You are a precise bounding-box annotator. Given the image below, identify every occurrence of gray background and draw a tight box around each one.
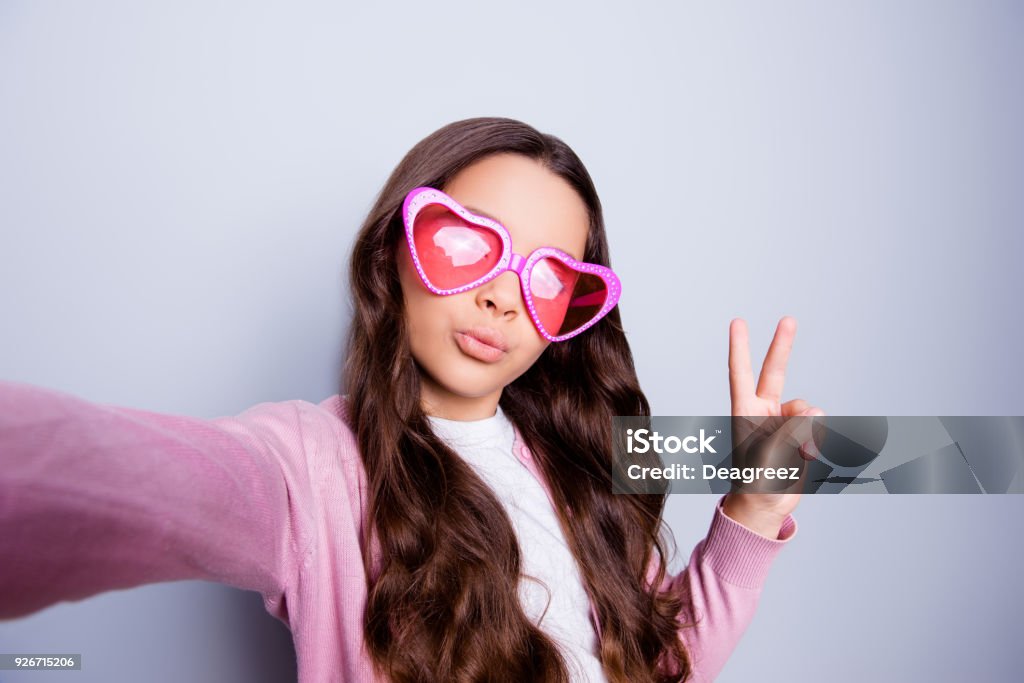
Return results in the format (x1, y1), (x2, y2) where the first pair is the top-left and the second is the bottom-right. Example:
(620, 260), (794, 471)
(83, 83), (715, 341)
(1, 1), (1022, 681)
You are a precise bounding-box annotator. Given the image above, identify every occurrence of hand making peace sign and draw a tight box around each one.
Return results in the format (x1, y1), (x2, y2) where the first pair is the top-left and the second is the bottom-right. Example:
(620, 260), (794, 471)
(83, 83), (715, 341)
(721, 316), (827, 538)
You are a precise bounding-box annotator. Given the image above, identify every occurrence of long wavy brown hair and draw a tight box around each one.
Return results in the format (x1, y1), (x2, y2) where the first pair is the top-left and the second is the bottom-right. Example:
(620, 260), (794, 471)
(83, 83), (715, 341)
(340, 116), (696, 682)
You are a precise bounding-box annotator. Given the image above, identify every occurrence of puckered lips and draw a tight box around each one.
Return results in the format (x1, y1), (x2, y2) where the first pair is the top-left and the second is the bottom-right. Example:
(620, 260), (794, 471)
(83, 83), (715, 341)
(455, 326), (508, 363)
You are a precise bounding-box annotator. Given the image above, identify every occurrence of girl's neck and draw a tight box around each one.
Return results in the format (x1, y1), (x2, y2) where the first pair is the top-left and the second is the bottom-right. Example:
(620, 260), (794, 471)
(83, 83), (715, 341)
(420, 379), (503, 421)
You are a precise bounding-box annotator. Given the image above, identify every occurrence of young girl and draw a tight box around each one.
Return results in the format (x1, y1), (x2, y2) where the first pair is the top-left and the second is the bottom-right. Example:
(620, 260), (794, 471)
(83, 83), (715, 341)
(0, 116), (823, 682)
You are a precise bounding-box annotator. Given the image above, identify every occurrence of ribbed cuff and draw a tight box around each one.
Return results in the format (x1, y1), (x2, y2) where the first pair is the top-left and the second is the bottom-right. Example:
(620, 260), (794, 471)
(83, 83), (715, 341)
(699, 494), (798, 589)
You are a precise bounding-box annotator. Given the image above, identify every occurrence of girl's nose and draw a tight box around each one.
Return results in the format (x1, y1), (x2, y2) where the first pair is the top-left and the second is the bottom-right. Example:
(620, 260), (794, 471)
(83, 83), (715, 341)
(475, 271), (523, 318)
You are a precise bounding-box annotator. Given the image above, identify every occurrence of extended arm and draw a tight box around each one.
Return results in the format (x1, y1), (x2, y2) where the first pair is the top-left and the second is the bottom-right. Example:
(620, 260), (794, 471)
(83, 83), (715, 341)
(0, 380), (312, 624)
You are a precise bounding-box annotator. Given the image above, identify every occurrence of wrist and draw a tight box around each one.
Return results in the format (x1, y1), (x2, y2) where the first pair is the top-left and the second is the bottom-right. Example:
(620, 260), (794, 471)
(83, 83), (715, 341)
(721, 494), (787, 540)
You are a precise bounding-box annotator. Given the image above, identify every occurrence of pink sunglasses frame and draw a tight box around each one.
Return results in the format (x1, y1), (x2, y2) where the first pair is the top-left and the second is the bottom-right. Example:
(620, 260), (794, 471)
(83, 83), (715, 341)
(401, 186), (622, 342)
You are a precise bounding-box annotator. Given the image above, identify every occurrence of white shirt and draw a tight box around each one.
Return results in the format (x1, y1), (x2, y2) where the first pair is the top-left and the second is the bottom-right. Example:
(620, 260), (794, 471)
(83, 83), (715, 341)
(426, 405), (607, 683)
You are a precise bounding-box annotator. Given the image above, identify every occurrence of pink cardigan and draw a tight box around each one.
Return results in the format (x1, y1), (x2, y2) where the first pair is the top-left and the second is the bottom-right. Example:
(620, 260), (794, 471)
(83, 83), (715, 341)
(0, 381), (797, 682)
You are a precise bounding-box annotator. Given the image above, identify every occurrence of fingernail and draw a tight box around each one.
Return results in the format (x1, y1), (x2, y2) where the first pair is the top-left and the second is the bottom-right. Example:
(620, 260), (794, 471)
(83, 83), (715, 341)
(800, 440), (818, 460)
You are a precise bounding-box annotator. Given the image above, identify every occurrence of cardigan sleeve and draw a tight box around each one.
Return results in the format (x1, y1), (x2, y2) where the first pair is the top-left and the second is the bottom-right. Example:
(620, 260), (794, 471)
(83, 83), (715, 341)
(654, 494), (798, 682)
(0, 380), (315, 625)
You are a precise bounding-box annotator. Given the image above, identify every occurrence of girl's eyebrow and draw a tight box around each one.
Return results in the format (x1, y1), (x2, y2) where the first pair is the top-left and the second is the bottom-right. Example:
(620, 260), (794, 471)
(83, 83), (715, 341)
(463, 205), (504, 225)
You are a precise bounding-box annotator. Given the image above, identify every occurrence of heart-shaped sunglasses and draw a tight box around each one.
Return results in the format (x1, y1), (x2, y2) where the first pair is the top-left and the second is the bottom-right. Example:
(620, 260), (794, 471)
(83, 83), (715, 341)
(402, 186), (622, 342)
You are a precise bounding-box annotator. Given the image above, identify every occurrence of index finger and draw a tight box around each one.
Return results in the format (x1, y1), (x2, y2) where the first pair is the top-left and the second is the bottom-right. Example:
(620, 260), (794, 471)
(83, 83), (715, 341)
(729, 318), (756, 412)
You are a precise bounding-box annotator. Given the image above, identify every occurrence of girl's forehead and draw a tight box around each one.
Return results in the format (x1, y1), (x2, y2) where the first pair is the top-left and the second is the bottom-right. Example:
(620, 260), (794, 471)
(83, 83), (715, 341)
(442, 156), (590, 260)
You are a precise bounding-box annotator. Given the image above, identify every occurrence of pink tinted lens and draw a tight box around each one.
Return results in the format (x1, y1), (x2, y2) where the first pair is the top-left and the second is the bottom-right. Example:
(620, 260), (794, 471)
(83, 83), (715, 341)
(412, 204), (503, 289)
(529, 256), (609, 337)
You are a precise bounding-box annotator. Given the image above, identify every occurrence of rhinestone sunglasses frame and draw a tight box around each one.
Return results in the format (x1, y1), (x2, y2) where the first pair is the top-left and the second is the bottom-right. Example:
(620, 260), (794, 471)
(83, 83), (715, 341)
(401, 186), (622, 342)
